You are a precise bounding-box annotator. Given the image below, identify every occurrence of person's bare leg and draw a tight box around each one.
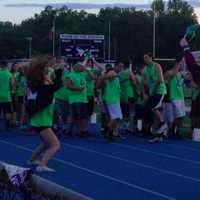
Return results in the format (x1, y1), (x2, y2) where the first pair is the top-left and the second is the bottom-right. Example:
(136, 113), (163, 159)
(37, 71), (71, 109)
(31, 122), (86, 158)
(40, 128), (60, 166)
(30, 143), (46, 162)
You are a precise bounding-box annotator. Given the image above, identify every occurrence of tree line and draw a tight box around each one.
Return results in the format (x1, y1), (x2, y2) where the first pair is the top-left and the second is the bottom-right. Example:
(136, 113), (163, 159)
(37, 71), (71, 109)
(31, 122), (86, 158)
(0, 0), (199, 63)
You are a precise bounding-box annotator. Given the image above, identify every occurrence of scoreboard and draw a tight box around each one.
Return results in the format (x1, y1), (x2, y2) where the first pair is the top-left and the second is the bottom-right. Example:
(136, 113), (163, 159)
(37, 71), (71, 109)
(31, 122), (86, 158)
(60, 34), (105, 60)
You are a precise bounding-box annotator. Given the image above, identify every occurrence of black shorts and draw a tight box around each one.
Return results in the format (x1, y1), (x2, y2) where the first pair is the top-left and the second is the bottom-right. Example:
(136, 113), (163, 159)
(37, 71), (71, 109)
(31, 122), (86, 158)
(11, 94), (17, 112)
(147, 95), (165, 110)
(87, 96), (95, 116)
(120, 102), (130, 118)
(31, 126), (50, 132)
(70, 103), (88, 120)
(135, 104), (145, 119)
(0, 102), (12, 114)
(120, 98), (135, 118)
(17, 96), (24, 104)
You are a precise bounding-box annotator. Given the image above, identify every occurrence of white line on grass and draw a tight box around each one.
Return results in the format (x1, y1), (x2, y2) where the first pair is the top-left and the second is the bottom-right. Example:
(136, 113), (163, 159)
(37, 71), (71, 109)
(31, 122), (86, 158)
(0, 140), (176, 200)
(60, 141), (200, 183)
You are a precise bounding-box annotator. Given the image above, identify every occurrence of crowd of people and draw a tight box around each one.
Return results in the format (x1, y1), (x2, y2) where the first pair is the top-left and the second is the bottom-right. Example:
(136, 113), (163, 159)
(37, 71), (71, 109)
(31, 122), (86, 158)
(0, 37), (199, 172)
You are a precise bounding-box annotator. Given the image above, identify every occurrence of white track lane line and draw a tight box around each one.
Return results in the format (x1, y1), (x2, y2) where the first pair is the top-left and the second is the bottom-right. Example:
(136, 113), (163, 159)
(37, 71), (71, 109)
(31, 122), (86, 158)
(60, 141), (200, 183)
(0, 140), (176, 200)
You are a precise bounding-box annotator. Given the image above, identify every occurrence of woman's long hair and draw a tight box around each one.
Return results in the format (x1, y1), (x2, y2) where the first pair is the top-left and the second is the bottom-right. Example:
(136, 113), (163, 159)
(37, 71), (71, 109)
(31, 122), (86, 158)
(25, 55), (54, 88)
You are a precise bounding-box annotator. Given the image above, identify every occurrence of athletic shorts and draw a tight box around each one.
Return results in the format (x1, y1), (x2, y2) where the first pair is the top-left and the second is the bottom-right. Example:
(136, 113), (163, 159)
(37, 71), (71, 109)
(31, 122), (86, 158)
(163, 102), (174, 124)
(106, 103), (123, 120)
(54, 99), (70, 118)
(11, 94), (17, 112)
(17, 96), (24, 104)
(70, 103), (88, 120)
(171, 100), (186, 119)
(147, 94), (165, 110)
(0, 102), (12, 114)
(135, 104), (145, 119)
(121, 98), (135, 118)
(87, 96), (95, 116)
(31, 126), (50, 133)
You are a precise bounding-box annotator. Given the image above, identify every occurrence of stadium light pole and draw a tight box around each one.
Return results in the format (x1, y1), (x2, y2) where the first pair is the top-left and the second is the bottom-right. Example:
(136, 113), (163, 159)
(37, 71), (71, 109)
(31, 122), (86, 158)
(26, 37), (32, 59)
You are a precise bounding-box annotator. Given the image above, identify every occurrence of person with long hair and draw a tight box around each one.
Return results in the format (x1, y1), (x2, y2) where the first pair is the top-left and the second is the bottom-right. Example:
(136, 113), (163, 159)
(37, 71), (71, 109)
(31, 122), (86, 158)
(26, 56), (62, 172)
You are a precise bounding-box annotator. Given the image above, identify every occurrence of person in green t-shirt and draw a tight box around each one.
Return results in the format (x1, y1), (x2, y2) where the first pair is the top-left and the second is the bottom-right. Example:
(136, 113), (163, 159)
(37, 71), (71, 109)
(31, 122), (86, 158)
(10, 63), (18, 126)
(26, 56), (62, 172)
(66, 62), (89, 138)
(53, 59), (71, 133)
(135, 66), (146, 135)
(101, 63), (123, 142)
(116, 61), (136, 136)
(165, 60), (185, 138)
(0, 61), (15, 131)
(15, 65), (26, 126)
(142, 53), (167, 143)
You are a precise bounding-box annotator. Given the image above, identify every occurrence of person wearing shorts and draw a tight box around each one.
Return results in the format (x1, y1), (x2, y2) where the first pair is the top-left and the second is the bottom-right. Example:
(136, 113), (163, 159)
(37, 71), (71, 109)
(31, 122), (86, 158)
(66, 62), (88, 138)
(102, 64), (122, 142)
(142, 53), (167, 143)
(165, 61), (185, 138)
(135, 67), (146, 135)
(53, 61), (71, 134)
(0, 61), (14, 131)
(117, 62), (136, 134)
(15, 65), (26, 126)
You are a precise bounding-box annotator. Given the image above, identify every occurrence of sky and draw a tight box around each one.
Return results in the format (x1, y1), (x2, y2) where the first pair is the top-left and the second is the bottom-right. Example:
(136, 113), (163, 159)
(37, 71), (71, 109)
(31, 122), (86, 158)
(0, 0), (200, 23)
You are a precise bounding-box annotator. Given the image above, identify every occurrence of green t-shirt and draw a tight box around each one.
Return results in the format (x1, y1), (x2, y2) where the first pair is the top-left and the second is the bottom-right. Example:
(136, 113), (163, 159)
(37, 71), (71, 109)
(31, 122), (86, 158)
(86, 68), (97, 97)
(30, 104), (53, 127)
(135, 73), (145, 105)
(12, 72), (18, 95)
(119, 69), (135, 103)
(0, 69), (12, 102)
(169, 73), (184, 101)
(54, 70), (70, 101)
(104, 76), (120, 104)
(143, 62), (166, 96)
(68, 71), (88, 104)
(16, 74), (26, 97)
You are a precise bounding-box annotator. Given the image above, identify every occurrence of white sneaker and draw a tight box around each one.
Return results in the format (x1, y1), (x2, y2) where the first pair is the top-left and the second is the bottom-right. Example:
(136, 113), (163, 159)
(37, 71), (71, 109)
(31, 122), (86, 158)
(36, 165), (55, 173)
(149, 136), (163, 143)
(156, 123), (168, 134)
(27, 159), (41, 166)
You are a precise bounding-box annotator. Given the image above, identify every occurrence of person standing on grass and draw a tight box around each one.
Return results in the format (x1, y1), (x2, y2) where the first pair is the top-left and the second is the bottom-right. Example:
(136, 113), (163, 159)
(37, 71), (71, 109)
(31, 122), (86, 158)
(26, 56), (62, 172)
(164, 58), (185, 138)
(142, 53), (167, 143)
(0, 61), (15, 131)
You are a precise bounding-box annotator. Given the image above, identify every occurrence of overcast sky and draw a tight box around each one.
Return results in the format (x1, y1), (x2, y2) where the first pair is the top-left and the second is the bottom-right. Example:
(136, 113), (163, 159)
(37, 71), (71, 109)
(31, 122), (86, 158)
(0, 0), (199, 23)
